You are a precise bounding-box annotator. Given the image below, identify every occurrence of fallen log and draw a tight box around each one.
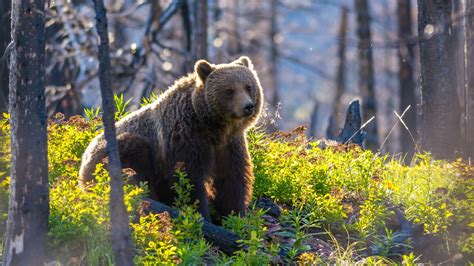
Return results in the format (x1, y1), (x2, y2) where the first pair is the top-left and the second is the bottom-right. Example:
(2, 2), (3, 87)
(142, 198), (243, 255)
(369, 207), (424, 256)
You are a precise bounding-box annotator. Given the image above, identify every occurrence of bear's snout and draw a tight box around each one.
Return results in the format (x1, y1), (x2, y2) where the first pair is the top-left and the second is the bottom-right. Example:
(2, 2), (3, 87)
(243, 103), (255, 117)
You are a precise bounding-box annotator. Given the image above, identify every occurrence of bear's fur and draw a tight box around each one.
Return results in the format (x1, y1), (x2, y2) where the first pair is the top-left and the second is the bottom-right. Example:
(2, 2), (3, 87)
(79, 56), (263, 222)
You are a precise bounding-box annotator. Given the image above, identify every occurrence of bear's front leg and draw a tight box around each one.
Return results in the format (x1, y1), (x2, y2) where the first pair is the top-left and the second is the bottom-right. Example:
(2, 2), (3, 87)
(170, 144), (213, 222)
(213, 135), (254, 218)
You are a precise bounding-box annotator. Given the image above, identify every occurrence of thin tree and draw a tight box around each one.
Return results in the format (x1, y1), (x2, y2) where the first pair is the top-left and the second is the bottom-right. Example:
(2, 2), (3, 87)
(269, 0), (279, 108)
(309, 101), (319, 137)
(397, 0), (417, 157)
(0, 0), (11, 113)
(266, 0), (280, 132)
(417, 0), (461, 159)
(2, 0), (49, 264)
(93, 0), (134, 264)
(355, 0), (379, 150)
(329, 7), (348, 137)
(189, 0), (208, 61)
(465, 0), (474, 159)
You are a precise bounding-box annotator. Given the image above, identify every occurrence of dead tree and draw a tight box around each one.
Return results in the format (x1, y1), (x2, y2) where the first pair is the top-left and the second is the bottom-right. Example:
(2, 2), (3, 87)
(93, 0), (134, 264)
(2, 0), (49, 264)
(355, 0), (379, 151)
(336, 100), (366, 146)
(308, 101), (319, 137)
(188, 0), (208, 62)
(228, 0), (242, 56)
(397, 0), (417, 157)
(417, 0), (461, 159)
(329, 7), (348, 138)
(0, 0), (10, 113)
(269, 0), (280, 110)
(465, 0), (474, 159)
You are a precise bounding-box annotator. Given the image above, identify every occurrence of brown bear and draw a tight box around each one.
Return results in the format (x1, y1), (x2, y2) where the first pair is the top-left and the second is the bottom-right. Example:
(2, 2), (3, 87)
(79, 56), (263, 222)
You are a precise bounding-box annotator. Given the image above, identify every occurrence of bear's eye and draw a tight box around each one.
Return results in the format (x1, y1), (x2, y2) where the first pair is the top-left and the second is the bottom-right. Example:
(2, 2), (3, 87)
(245, 85), (252, 93)
(226, 89), (234, 96)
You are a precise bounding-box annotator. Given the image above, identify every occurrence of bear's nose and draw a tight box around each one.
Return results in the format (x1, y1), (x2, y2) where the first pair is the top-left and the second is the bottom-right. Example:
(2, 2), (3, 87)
(243, 103), (255, 116)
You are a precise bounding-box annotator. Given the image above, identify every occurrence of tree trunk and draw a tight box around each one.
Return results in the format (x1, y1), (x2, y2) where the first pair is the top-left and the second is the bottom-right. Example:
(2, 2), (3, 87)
(465, 0), (474, 160)
(308, 101), (318, 137)
(265, 0), (280, 132)
(397, 0), (417, 157)
(417, 0), (462, 159)
(330, 7), (348, 137)
(269, 0), (280, 110)
(355, 0), (379, 150)
(228, 0), (241, 56)
(189, 0), (208, 62)
(93, 0), (134, 264)
(2, 0), (49, 265)
(0, 0), (11, 113)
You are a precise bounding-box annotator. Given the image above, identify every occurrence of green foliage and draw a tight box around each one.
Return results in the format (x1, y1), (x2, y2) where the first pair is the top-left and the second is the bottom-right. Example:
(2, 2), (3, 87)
(114, 94), (131, 121)
(141, 91), (161, 107)
(84, 106), (101, 121)
(0, 115), (472, 264)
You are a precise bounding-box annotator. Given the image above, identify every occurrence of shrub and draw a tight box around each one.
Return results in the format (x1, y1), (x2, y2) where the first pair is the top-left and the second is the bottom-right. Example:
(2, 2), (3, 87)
(0, 112), (472, 264)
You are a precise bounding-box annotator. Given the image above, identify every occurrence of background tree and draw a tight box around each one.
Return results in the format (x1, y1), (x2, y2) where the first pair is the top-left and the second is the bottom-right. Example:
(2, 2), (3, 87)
(355, 0), (379, 150)
(465, 0), (474, 159)
(397, 0), (417, 157)
(2, 0), (49, 264)
(328, 6), (348, 138)
(93, 0), (134, 264)
(417, 0), (462, 159)
(0, 0), (11, 113)
(189, 0), (208, 62)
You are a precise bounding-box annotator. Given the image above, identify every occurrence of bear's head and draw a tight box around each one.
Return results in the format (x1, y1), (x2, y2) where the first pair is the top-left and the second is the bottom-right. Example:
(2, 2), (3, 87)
(194, 56), (263, 124)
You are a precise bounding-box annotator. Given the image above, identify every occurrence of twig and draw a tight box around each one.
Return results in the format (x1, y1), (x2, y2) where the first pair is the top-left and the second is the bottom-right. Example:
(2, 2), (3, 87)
(379, 105), (411, 152)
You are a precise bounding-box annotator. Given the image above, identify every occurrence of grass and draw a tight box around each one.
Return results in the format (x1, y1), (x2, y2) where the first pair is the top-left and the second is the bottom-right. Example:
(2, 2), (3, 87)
(0, 99), (472, 264)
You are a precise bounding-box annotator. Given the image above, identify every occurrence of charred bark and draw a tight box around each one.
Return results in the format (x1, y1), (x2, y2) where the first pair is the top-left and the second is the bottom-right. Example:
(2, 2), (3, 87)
(355, 0), (379, 150)
(336, 100), (366, 146)
(329, 7), (348, 138)
(417, 0), (462, 159)
(188, 0), (208, 62)
(0, 0), (11, 113)
(2, 0), (49, 264)
(397, 0), (417, 157)
(93, 0), (134, 264)
(308, 101), (318, 138)
(269, 0), (280, 112)
(465, 0), (474, 160)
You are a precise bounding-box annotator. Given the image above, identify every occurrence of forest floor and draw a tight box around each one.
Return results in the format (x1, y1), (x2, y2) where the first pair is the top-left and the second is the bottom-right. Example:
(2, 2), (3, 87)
(0, 103), (473, 265)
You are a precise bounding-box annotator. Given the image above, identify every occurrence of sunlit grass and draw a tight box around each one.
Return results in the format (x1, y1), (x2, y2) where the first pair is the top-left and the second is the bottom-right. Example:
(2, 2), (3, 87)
(0, 104), (472, 264)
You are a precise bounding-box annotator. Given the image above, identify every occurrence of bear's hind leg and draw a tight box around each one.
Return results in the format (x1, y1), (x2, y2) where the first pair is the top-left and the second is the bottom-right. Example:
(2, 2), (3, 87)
(117, 133), (158, 198)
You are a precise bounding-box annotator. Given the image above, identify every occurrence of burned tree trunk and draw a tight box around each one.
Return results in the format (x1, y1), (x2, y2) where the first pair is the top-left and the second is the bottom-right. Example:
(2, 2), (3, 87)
(308, 101), (319, 138)
(397, 0), (417, 157)
(93, 0), (134, 264)
(465, 0), (474, 160)
(188, 0), (208, 61)
(417, 0), (461, 159)
(329, 7), (348, 137)
(355, 0), (379, 150)
(269, 0), (280, 110)
(228, 0), (242, 56)
(0, 0), (11, 113)
(2, 0), (49, 265)
(336, 100), (366, 146)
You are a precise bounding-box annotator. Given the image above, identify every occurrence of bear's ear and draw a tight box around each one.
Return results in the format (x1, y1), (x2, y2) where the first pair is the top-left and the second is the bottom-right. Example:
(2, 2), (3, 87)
(195, 60), (214, 83)
(233, 56), (254, 70)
